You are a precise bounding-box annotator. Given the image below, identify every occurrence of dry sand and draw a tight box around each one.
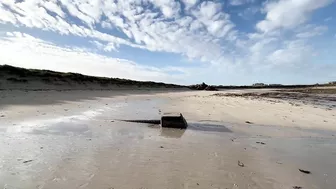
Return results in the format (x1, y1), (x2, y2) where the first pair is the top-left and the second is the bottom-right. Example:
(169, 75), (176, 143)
(0, 89), (336, 189)
(163, 90), (336, 131)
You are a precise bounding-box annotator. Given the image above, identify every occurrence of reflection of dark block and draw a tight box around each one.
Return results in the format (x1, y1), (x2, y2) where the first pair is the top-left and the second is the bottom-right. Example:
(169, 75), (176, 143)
(160, 127), (186, 138)
(161, 113), (188, 129)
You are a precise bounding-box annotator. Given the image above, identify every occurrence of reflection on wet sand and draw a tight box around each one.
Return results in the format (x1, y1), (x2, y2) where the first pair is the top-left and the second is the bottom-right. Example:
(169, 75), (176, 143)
(160, 127), (186, 138)
(31, 122), (91, 136)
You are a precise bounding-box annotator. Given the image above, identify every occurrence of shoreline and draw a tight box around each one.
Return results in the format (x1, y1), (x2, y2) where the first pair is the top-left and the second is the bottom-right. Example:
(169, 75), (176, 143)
(1, 89), (335, 130)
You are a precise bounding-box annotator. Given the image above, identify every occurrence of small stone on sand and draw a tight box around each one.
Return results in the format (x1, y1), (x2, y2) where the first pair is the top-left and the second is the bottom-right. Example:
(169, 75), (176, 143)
(299, 169), (311, 174)
(238, 160), (244, 167)
(293, 186), (302, 189)
(23, 160), (33, 164)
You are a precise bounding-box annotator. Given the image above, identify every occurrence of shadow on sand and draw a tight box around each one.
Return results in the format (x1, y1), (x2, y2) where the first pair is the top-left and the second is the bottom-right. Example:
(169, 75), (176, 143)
(158, 122), (232, 138)
(188, 122), (232, 133)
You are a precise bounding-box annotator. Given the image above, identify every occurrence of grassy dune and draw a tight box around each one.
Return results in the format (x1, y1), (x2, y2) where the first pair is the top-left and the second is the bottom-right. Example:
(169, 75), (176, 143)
(0, 65), (184, 90)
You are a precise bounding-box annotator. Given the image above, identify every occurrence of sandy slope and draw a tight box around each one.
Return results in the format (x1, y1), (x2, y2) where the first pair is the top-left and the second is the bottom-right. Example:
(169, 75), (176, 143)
(0, 90), (335, 189)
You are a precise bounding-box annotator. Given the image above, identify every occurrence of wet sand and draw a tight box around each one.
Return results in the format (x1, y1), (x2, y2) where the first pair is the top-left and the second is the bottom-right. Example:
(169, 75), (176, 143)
(0, 90), (336, 189)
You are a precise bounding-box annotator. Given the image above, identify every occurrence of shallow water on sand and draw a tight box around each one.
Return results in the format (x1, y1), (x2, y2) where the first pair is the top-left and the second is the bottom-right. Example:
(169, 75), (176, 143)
(0, 95), (336, 189)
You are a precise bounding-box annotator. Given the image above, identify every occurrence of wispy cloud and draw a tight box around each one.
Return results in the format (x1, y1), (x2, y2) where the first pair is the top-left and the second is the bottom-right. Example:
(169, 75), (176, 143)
(257, 0), (333, 32)
(0, 0), (236, 65)
(324, 17), (332, 22)
(0, 32), (184, 83)
(296, 25), (328, 38)
(238, 6), (259, 20)
(229, 0), (255, 6)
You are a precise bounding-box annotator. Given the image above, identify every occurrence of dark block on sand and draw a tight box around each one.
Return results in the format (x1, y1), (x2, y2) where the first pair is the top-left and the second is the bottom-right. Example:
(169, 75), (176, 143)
(161, 113), (188, 129)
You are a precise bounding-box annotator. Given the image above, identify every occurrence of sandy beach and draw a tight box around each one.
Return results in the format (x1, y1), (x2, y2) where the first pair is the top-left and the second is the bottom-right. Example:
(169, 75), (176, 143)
(0, 89), (336, 189)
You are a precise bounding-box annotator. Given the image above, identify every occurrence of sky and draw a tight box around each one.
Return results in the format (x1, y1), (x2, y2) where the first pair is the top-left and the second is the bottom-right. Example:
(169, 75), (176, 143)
(0, 0), (335, 85)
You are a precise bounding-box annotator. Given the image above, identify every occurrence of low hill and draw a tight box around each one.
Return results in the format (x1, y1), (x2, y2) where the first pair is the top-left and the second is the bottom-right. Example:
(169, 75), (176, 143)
(0, 65), (185, 90)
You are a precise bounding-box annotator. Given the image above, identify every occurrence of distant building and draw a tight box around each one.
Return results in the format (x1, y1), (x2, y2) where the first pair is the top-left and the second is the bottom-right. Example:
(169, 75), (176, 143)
(252, 83), (266, 86)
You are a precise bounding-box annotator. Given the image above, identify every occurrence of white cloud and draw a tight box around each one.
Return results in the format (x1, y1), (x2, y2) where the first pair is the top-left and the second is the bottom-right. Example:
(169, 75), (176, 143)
(182, 0), (199, 9)
(43, 1), (66, 18)
(198, 1), (221, 19)
(0, 4), (17, 24)
(191, 1), (235, 38)
(0, 0), (139, 50)
(238, 6), (259, 20)
(101, 20), (113, 29)
(257, 0), (333, 32)
(232, 27), (319, 71)
(267, 40), (312, 66)
(58, 0), (98, 27)
(324, 17), (332, 22)
(0, 32), (184, 83)
(229, 0), (255, 6)
(296, 25), (328, 38)
(151, 0), (181, 18)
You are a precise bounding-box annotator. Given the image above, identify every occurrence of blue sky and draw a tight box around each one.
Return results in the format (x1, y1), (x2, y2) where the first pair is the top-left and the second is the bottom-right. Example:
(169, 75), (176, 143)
(0, 0), (335, 85)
